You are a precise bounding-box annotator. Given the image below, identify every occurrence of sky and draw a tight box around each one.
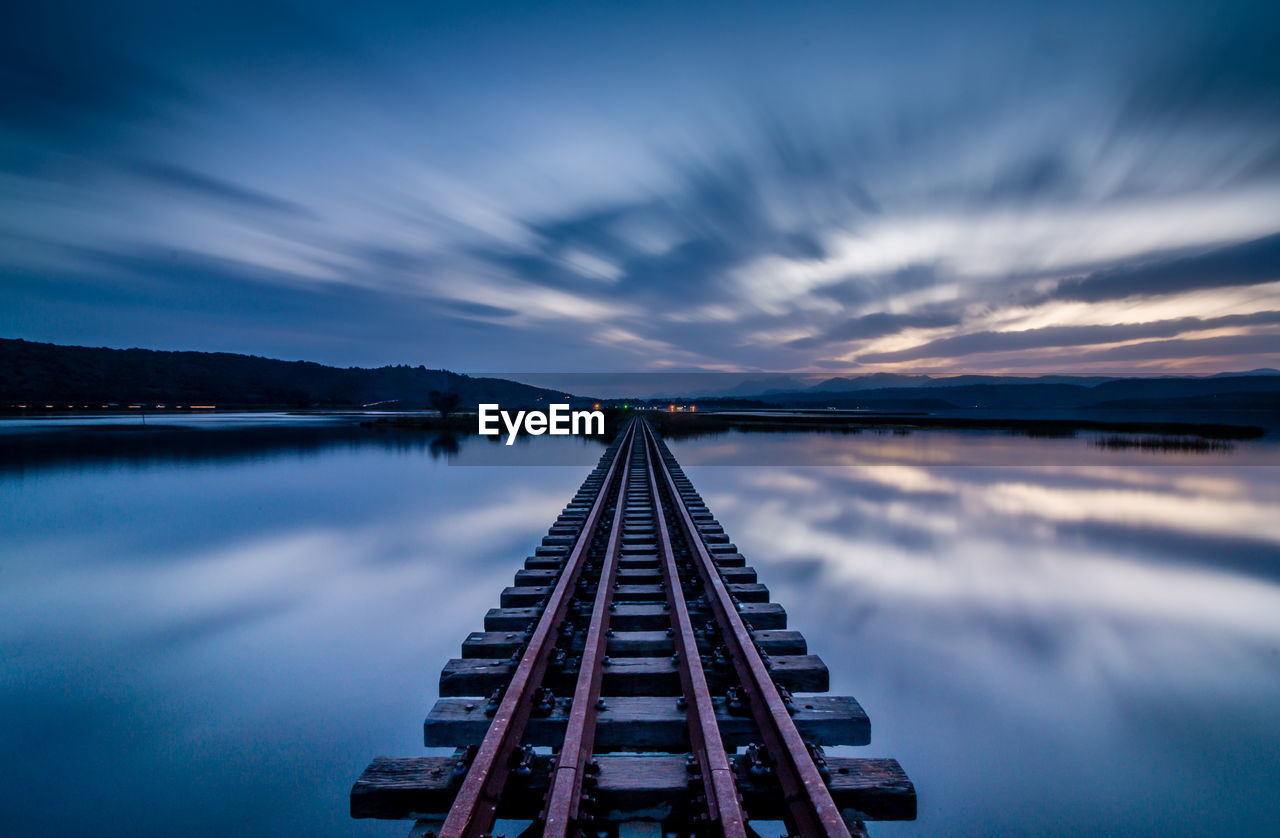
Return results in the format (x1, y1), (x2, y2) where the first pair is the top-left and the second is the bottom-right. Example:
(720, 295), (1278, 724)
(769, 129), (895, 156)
(2, 0), (1279, 375)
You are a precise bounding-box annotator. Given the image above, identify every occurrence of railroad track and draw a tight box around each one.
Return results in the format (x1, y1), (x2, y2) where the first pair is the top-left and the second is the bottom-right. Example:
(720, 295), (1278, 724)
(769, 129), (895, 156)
(352, 418), (915, 836)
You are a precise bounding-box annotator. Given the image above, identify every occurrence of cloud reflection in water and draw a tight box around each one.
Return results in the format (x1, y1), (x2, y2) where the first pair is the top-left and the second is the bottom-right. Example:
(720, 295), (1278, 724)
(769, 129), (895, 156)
(672, 432), (1280, 837)
(2, 428), (1278, 836)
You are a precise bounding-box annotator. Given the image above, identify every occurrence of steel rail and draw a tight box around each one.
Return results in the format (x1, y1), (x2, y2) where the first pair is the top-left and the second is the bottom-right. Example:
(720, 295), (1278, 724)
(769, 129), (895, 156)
(641, 424), (749, 837)
(644, 421), (854, 838)
(438, 420), (638, 838)
(540, 425), (638, 836)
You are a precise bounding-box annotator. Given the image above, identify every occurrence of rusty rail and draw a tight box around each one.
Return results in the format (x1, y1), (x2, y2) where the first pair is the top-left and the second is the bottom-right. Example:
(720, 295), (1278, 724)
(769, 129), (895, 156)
(642, 423), (749, 836)
(540, 427), (637, 836)
(645, 421), (854, 837)
(437, 421), (637, 838)
(353, 417), (915, 837)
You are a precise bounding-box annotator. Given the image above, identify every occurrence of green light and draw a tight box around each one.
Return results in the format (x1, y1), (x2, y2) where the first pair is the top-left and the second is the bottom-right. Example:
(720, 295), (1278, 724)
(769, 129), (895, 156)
(624, 404), (630, 409)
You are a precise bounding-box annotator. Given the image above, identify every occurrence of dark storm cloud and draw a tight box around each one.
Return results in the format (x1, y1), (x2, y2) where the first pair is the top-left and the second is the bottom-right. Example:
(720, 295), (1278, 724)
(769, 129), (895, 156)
(857, 311), (1280, 363)
(1051, 233), (1280, 303)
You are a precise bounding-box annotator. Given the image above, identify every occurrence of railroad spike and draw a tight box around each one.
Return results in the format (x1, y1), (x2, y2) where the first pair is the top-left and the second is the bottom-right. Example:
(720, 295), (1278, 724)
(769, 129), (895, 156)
(352, 420), (911, 838)
(725, 685), (748, 716)
(531, 687), (556, 717)
(806, 741), (833, 784)
(511, 745), (536, 777)
(483, 687), (504, 717)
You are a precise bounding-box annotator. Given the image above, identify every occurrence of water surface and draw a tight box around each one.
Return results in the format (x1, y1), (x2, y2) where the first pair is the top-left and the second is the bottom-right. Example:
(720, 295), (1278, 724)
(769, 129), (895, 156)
(2, 422), (1277, 836)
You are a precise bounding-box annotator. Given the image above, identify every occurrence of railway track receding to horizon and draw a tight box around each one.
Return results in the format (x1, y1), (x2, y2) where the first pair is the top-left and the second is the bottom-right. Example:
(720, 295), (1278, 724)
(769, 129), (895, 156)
(352, 418), (916, 837)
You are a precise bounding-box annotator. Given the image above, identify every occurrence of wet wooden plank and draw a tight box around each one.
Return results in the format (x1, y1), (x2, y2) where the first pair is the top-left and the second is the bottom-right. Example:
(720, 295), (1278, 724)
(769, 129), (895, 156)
(616, 567), (662, 583)
(513, 568), (560, 586)
(725, 582), (769, 602)
(752, 629), (806, 654)
(613, 584), (667, 602)
(502, 576), (822, 604)
(481, 601), (786, 632)
(439, 654), (827, 696)
(462, 628), (806, 659)
(483, 606), (541, 631)
(738, 601), (785, 629)
(351, 755), (913, 821)
(499, 585), (552, 607)
(424, 694), (869, 749)
(351, 756), (461, 819)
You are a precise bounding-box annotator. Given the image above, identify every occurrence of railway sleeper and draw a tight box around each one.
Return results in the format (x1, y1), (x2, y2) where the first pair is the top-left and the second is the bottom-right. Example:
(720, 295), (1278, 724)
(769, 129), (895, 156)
(424, 694), (868, 749)
(438, 653), (828, 696)
(518, 564), (758, 584)
(499, 582), (769, 607)
(351, 754), (914, 822)
(351, 424), (917, 836)
(461, 628), (806, 659)
(483, 602), (787, 632)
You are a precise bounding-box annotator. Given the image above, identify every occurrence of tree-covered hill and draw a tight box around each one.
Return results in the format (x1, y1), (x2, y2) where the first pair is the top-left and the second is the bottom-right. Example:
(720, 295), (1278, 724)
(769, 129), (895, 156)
(0, 338), (583, 409)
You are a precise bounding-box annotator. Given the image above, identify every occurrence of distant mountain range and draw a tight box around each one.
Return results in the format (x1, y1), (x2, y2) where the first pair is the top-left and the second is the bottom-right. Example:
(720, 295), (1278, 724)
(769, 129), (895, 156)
(646, 369), (1280, 400)
(728, 373), (1280, 412)
(623, 370), (1280, 414)
(808, 373), (1122, 390)
(0, 338), (583, 409)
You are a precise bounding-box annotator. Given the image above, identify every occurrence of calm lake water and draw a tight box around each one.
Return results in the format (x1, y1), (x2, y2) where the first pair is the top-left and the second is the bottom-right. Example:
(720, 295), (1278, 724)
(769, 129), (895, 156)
(2, 419), (1279, 837)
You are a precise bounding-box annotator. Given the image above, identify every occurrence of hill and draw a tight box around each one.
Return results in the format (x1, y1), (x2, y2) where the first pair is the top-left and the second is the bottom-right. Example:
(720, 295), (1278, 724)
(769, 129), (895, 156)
(751, 375), (1280, 412)
(0, 338), (583, 409)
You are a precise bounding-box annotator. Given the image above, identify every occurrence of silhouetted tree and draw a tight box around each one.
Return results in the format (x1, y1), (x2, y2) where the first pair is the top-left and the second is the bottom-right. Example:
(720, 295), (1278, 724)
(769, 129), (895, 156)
(429, 432), (460, 459)
(429, 390), (462, 420)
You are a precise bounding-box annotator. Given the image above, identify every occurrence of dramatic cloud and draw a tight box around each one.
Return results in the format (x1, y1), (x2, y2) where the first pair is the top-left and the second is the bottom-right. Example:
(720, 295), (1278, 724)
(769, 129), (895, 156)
(857, 311), (1280, 364)
(2, 1), (1279, 372)
(1051, 233), (1280, 303)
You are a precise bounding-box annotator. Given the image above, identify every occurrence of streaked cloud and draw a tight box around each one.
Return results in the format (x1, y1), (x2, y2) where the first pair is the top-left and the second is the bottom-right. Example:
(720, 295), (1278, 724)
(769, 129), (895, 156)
(857, 310), (1280, 364)
(126, 161), (316, 218)
(2, 1), (1278, 372)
